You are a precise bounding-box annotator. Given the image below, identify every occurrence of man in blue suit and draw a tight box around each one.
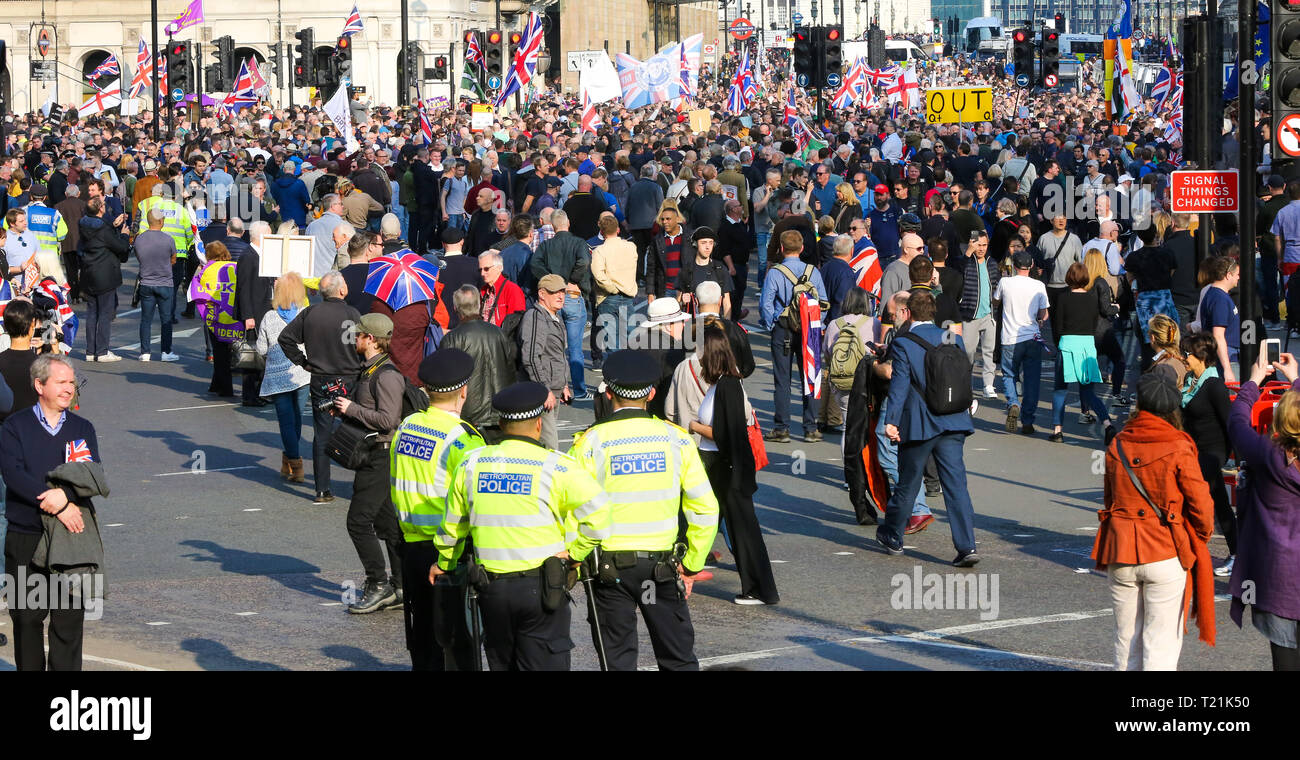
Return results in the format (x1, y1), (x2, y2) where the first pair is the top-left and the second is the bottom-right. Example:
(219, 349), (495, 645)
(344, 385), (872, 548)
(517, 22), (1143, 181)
(878, 290), (980, 567)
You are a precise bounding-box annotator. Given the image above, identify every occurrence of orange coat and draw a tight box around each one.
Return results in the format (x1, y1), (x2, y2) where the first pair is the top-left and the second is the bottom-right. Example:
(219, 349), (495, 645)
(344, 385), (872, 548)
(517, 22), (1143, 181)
(1092, 411), (1217, 644)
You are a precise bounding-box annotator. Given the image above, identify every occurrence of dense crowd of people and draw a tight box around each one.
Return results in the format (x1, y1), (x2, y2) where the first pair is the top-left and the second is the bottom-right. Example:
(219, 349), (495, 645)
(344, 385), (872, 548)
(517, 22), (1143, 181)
(0, 47), (1296, 671)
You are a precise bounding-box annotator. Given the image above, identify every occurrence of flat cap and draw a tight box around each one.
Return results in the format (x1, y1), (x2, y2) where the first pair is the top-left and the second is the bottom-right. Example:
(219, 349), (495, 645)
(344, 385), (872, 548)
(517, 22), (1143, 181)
(357, 313), (393, 340)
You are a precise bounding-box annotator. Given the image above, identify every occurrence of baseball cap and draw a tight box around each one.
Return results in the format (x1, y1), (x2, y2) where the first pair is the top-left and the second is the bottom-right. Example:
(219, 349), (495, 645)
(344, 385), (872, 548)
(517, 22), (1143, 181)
(874, 183), (889, 194)
(538, 274), (567, 293)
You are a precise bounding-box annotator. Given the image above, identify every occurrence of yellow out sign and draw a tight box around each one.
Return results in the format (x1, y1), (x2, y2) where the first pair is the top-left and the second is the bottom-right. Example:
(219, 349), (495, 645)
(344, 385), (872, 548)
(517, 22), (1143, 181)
(924, 87), (994, 124)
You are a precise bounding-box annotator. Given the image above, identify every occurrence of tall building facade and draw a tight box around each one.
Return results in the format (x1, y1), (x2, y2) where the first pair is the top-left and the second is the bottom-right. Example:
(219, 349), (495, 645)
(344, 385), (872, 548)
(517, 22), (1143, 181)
(720, 0), (935, 40)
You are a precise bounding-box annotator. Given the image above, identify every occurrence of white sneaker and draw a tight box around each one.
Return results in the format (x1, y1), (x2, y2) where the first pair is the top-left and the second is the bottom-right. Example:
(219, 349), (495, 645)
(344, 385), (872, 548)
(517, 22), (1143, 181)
(84, 354), (96, 362)
(1214, 556), (1235, 577)
(160, 352), (180, 362)
(139, 354), (151, 362)
(97, 352), (123, 362)
(983, 386), (997, 399)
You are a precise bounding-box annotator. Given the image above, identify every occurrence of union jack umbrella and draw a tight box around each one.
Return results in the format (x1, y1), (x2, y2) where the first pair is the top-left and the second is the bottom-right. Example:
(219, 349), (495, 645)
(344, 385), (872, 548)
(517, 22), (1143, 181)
(88, 53), (121, 87)
(341, 4), (365, 37)
(364, 249), (441, 311)
(66, 439), (94, 463)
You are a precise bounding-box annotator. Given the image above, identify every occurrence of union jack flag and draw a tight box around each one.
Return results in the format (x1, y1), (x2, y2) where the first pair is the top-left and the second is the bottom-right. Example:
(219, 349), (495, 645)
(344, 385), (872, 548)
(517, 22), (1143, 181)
(341, 4), (364, 38)
(465, 31), (486, 70)
(89, 54), (120, 87)
(830, 59), (866, 110)
(65, 439), (94, 463)
(791, 116), (813, 153)
(678, 42), (693, 100)
(1151, 63), (1176, 112)
(156, 52), (169, 97)
(128, 41), (153, 98)
(726, 48), (755, 115)
(798, 293), (823, 398)
(496, 11), (543, 107)
(232, 58), (257, 95)
(581, 90), (601, 134)
(364, 250), (441, 311)
(418, 101), (434, 146)
(863, 64), (900, 88)
(849, 237), (883, 297)
(783, 85), (798, 128)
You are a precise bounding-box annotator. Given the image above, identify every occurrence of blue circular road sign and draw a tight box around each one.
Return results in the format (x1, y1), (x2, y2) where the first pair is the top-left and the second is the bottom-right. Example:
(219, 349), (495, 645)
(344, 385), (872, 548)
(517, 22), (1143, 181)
(793, 12), (804, 24)
(796, 73), (809, 87)
(171, 87), (184, 102)
(1015, 73), (1030, 88)
(826, 72), (842, 88)
(488, 75), (502, 89)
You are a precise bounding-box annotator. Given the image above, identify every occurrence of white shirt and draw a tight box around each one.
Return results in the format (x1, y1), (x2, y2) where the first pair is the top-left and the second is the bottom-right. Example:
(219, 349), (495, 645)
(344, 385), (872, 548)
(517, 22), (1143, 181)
(881, 133), (903, 164)
(4, 230), (39, 271)
(696, 385), (719, 452)
(994, 274), (1049, 345)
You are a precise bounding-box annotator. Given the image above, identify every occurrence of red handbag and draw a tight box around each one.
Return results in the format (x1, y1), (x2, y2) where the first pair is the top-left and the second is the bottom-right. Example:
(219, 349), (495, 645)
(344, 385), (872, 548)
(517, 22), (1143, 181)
(747, 410), (769, 471)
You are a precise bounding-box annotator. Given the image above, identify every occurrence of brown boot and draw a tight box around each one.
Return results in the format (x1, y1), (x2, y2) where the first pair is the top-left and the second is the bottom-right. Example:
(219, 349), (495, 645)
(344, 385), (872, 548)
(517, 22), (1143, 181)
(280, 453), (291, 479)
(288, 458), (306, 483)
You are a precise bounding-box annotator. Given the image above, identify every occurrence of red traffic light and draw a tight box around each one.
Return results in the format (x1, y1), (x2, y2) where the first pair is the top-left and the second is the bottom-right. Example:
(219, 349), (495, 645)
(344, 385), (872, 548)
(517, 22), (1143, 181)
(171, 43), (186, 55)
(487, 30), (502, 44)
(1045, 31), (1058, 41)
(337, 36), (350, 50)
(435, 56), (447, 67)
(826, 28), (841, 41)
(465, 31), (476, 43)
(294, 65), (304, 74)
(509, 32), (522, 45)
(1013, 30), (1027, 42)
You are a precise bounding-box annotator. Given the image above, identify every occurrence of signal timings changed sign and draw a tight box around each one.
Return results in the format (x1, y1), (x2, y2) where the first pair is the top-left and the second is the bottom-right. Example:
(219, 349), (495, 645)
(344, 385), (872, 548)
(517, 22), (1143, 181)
(1170, 170), (1239, 214)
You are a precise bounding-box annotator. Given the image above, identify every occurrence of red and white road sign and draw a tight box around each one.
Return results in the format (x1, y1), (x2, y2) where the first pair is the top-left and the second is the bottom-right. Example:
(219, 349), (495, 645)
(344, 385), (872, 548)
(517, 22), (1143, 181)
(1278, 113), (1300, 158)
(703, 43), (717, 56)
(730, 18), (755, 40)
(1043, 73), (1058, 88)
(1170, 170), (1239, 214)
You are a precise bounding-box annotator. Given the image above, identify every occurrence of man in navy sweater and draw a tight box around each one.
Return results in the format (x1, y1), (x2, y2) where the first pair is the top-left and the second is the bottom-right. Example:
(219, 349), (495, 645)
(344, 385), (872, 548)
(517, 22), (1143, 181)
(1, 354), (100, 670)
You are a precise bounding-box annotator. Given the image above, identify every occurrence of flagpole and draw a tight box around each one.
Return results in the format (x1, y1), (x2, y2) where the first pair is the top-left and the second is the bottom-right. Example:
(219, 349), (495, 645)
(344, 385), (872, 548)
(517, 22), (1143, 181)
(151, 0), (160, 139)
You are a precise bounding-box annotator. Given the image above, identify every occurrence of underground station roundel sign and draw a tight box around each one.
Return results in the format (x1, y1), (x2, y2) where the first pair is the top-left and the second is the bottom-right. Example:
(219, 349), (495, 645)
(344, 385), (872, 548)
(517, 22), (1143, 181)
(730, 18), (755, 40)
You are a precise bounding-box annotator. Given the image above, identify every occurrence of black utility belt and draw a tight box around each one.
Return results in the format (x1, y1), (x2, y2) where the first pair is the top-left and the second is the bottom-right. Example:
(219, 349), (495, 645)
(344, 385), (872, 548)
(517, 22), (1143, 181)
(604, 550), (673, 565)
(485, 567), (542, 580)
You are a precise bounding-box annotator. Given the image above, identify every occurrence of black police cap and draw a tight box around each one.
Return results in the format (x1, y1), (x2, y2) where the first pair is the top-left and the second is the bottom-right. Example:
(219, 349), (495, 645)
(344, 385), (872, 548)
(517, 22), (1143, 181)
(493, 382), (549, 421)
(418, 347), (475, 393)
(602, 350), (660, 400)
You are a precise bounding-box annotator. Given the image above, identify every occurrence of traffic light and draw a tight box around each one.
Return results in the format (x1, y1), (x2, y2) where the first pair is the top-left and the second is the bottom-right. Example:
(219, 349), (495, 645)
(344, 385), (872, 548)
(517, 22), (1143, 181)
(793, 27), (814, 86)
(485, 29), (505, 83)
(1274, 1), (1300, 164)
(335, 34), (353, 84)
(212, 35), (234, 91)
(1012, 28), (1033, 85)
(167, 40), (193, 94)
(1054, 13), (1064, 31)
(269, 41), (282, 85)
(934, 19), (942, 36)
(822, 26), (844, 87)
(432, 55), (449, 81)
(867, 27), (886, 70)
(1041, 29), (1060, 88)
(294, 28), (315, 87)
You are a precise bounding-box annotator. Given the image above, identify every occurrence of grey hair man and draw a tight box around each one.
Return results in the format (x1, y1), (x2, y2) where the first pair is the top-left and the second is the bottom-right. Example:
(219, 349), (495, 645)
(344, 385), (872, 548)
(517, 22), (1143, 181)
(441, 283), (515, 436)
(277, 268), (364, 504)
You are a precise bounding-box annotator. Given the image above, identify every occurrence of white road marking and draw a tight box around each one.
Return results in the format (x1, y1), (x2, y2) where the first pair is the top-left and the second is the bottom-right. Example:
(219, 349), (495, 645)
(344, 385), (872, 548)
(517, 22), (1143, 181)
(833, 551), (854, 556)
(105, 523), (125, 527)
(1012, 533), (1033, 537)
(1077, 526), (1098, 531)
(319, 602), (344, 607)
(235, 612), (258, 616)
(154, 465), (259, 477)
(867, 636), (1113, 669)
(156, 403), (240, 412)
(770, 560), (788, 564)
(82, 654), (165, 671)
(116, 308), (141, 318)
(697, 607), (1120, 668)
(1074, 568), (1092, 574)
(145, 621), (171, 626)
(243, 508), (263, 512)
(120, 326), (201, 352)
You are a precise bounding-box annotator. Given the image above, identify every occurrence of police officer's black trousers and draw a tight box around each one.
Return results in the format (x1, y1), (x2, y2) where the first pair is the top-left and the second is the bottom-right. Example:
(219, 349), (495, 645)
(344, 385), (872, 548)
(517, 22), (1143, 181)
(349, 447), (403, 587)
(590, 557), (698, 671)
(479, 576), (573, 671)
(398, 540), (477, 671)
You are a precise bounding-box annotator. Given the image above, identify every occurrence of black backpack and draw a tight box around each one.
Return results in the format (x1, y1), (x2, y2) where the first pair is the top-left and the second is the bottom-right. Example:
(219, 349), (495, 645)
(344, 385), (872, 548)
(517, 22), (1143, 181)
(374, 363), (430, 419)
(895, 332), (973, 416)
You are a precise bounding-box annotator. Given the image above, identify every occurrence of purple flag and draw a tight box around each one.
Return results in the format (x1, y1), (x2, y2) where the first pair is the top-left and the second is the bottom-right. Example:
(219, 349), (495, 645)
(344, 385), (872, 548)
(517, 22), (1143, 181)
(166, 0), (205, 36)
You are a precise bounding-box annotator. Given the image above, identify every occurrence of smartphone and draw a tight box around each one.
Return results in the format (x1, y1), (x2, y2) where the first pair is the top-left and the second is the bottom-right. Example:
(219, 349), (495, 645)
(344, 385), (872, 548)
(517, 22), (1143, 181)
(1265, 338), (1282, 367)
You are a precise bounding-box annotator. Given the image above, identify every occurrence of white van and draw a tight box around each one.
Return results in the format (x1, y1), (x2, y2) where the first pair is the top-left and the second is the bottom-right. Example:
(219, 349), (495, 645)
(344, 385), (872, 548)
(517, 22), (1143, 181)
(884, 39), (931, 64)
(962, 16), (1007, 57)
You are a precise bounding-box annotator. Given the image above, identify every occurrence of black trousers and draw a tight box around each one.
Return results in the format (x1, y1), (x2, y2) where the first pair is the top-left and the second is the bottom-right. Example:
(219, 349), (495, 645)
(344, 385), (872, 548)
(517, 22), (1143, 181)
(701, 451), (779, 603)
(349, 446), (403, 587)
(631, 228), (655, 286)
(1273, 642), (1300, 671)
(399, 540), (477, 671)
(412, 206), (438, 255)
(308, 375), (351, 495)
(479, 576), (573, 671)
(209, 338), (234, 396)
(5, 530), (85, 671)
(589, 555), (698, 671)
(62, 250), (81, 300)
(1198, 448), (1236, 555)
(731, 262), (748, 321)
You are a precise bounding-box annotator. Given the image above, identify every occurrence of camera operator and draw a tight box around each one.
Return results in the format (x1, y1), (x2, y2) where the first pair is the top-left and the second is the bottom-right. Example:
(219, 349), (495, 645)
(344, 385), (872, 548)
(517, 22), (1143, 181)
(332, 313), (407, 615)
(278, 270), (362, 504)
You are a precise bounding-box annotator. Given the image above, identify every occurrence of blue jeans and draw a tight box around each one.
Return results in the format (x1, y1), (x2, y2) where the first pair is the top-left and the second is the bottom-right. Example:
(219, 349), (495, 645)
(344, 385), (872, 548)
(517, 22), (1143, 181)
(770, 324), (815, 433)
(272, 386), (308, 459)
(393, 204), (410, 242)
(1051, 358), (1110, 428)
(755, 230), (771, 283)
(561, 294), (588, 394)
(875, 399), (930, 517)
(879, 432), (977, 553)
(138, 284), (175, 355)
(447, 213), (470, 231)
(594, 294), (633, 356)
(0, 471), (6, 582)
(1001, 339), (1043, 426)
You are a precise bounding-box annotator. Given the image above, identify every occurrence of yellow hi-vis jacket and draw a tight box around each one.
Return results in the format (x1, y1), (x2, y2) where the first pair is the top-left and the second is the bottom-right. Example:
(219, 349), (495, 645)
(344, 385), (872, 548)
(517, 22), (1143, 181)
(568, 408), (719, 573)
(136, 196), (194, 258)
(389, 406), (486, 544)
(435, 437), (611, 573)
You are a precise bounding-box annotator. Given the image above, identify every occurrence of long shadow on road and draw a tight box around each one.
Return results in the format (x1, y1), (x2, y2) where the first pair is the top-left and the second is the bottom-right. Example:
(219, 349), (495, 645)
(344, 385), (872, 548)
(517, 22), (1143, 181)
(179, 539), (341, 601)
(181, 638), (290, 671)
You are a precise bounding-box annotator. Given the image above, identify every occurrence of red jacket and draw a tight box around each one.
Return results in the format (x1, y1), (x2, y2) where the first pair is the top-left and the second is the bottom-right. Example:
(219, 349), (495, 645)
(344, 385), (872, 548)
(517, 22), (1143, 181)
(369, 299), (431, 386)
(481, 276), (526, 327)
(1093, 411), (1217, 645)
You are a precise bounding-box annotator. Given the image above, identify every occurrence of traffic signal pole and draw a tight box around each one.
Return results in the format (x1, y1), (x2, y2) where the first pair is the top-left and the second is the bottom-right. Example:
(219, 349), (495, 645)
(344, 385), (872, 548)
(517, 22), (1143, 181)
(401, 0), (410, 107)
(1240, 0), (1257, 369)
(151, 0), (160, 140)
(166, 35), (174, 140)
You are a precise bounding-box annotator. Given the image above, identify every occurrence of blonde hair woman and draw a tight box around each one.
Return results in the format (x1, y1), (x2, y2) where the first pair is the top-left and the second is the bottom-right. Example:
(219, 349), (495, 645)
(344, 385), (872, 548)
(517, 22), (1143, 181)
(1147, 313), (1187, 388)
(257, 271), (312, 483)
